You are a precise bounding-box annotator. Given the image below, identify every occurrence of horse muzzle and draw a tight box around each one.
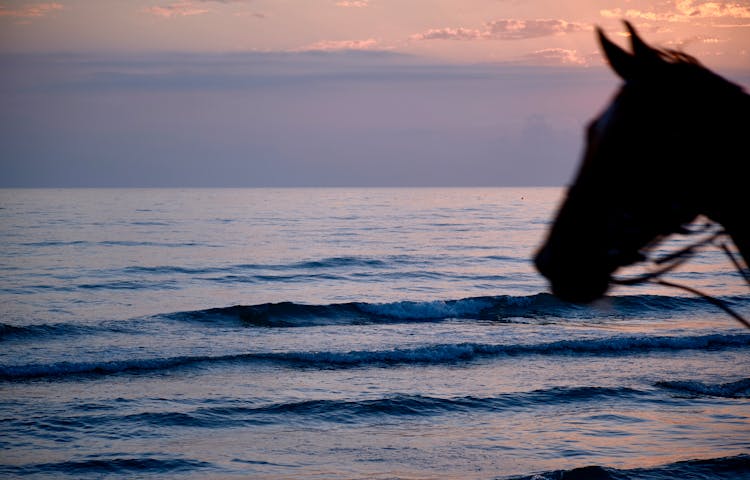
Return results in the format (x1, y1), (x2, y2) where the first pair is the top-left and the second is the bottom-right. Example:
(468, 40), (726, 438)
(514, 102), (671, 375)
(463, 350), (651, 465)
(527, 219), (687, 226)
(534, 245), (611, 303)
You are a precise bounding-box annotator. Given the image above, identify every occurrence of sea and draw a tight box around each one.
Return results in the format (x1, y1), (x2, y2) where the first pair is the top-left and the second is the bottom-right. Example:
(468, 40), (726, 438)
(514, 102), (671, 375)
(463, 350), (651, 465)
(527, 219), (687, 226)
(1, 187), (748, 480)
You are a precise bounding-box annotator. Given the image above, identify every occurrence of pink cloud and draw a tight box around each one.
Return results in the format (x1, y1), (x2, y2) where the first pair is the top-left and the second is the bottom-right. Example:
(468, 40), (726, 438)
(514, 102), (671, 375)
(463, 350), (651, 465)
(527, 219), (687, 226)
(0, 2), (63, 19)
(296, 38), (379, 52)
(601, 1), (750, 23)
(232, 11), (266, 18)
(676, 0), (750, 18)
(522, 48), (588, 65)
(143, 1), (210, 18)
(485, 19), (586, 39)
(664, 34), (724, 48)
(600, 8), (671, 22)
(336, 0), (369, 7)
(410, 27), (484, 41)
(412, 18), (587, 42)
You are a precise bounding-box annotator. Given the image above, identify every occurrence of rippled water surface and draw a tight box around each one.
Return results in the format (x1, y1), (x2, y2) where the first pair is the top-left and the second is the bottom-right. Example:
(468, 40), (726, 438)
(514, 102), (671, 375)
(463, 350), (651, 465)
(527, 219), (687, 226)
(1, 188), (748, 479)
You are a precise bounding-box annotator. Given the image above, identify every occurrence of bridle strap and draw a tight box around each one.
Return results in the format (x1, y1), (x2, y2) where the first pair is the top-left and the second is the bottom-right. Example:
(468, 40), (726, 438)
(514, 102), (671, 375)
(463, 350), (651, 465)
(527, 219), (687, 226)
(655, 279), (749, 329)
(611, 225), (750, 329)
(719, 241), (750, 287)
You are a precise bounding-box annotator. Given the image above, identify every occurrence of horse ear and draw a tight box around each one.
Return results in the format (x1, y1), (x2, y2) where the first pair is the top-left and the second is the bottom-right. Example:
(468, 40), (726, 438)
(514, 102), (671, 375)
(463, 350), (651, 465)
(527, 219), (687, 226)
(597, 26), (634, 80)
(624, 21), (661, 64)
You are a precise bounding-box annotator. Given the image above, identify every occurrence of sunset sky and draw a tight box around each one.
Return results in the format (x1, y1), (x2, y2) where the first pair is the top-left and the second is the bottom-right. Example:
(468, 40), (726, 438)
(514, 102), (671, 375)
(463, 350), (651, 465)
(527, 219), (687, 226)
(1, 0), (749, 186)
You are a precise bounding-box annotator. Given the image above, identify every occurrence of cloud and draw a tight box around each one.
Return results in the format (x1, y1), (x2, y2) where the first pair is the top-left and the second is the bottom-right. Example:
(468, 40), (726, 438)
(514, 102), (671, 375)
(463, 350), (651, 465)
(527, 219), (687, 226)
(601, 0), (750, 23)
(143, 1), (211, 18)
(410, 27), (484, 41)
(485, 19), (586, 39)
(233, 11), (266, 18)
(676, 0), (750, 18)
(336, 0), (369, 7)
(296, 38), (379, 52)
(664, 34), (724, 48)
(0, 2), (63, 19)
(143, 1), (266, 20)
(411, 19), (587, 41)
(684, 35), (723, 44)
(600, 8), (670, 22)
(522, 48), (588, 65)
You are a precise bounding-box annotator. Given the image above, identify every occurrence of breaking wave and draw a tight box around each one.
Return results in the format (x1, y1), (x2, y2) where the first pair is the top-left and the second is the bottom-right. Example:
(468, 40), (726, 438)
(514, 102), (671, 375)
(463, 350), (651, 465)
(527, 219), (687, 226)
(507, 454), (750, 480)
(169, 293), (750, 327)
(656, 377), (750, 398)
(3, 333), (748, 381)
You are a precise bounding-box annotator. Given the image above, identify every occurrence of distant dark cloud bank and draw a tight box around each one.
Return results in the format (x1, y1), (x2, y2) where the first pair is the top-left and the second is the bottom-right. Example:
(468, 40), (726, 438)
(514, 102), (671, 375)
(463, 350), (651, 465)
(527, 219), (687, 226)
(2, 51), (747, 187)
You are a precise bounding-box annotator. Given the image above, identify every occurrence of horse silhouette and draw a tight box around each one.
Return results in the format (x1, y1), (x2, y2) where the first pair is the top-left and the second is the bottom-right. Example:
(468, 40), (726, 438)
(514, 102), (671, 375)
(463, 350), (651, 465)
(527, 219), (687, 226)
(535, 22), (749, 303)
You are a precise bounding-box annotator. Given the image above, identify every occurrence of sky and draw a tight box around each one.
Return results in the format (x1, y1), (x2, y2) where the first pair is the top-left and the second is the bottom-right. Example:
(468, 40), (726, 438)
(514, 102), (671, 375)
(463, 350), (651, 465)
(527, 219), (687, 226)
(1, 0), (749, 186)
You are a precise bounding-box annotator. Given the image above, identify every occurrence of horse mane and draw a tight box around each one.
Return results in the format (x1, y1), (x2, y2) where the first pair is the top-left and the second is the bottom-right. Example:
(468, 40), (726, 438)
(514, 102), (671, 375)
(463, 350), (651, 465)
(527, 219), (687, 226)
(653, 47), (746, 95)
(656, 48), (702, 66)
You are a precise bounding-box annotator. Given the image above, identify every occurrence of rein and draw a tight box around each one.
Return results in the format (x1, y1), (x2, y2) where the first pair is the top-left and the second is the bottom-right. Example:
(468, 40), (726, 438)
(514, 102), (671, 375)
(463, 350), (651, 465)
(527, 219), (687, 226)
(611, 224), (750, 329)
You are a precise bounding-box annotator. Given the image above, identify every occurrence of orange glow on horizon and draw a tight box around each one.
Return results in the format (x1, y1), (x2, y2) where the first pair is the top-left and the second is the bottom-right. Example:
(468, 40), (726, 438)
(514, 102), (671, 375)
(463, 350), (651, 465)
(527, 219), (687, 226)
(0, 1), (747, 69)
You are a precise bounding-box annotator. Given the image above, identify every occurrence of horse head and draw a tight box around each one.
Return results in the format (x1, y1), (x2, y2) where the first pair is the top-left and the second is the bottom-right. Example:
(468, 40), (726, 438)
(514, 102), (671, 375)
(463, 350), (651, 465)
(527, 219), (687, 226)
(534, 22), (748, 303)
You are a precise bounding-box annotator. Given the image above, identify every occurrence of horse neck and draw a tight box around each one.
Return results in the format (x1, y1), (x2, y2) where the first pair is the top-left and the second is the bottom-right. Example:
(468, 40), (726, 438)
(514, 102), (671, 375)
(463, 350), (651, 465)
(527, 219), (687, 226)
(696, 89), (750, 267)
(725, 221), (750, 270)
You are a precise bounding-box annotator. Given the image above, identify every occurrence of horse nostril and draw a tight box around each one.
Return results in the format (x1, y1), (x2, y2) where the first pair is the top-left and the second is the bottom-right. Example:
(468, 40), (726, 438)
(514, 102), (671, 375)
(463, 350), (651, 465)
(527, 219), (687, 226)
(534, 245), (612, 302)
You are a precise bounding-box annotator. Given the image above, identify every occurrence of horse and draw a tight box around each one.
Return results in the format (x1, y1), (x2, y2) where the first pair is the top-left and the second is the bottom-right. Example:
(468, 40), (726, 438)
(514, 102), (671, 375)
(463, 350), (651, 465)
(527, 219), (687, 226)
(534, 21), (749, 304)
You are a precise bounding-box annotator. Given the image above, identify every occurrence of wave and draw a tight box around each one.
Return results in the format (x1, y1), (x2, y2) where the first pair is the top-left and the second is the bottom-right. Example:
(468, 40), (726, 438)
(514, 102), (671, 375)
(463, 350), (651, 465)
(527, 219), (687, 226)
(176, 386), (645, 421)
(3, 292), (747, 342)
(15, 387), (647, 431)
(124, 256), (404, 275)
(21, 240), (89, 247)
(656, 377), (750, 398)
(121, 254), (526, 275)
(0, 322), (130, 341)
(507, 454), (750, 480)
(0, 323), (31, 340)
(172, 297), (499, 327)
(0, 456), (211, 477)
(20, 240), (210, 248)
(3, 333), (748, 381)
(98, 240), (207, 248)
(121, 256), (391, 275)
(171, 293), (750, 327)
(77, 280), (180, 291)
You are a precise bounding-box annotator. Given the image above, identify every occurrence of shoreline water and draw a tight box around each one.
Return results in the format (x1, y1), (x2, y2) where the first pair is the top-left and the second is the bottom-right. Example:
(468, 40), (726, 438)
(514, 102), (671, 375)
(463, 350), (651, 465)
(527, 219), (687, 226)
(1, 188), (748, 479)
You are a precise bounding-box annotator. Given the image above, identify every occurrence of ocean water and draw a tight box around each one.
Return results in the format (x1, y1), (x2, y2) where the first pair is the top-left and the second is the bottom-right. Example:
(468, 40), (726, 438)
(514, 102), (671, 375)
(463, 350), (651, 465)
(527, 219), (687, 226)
(0, 187), (748, 480)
